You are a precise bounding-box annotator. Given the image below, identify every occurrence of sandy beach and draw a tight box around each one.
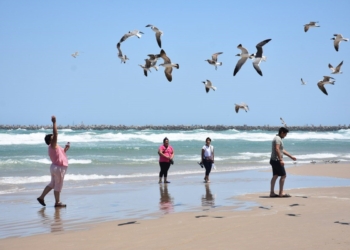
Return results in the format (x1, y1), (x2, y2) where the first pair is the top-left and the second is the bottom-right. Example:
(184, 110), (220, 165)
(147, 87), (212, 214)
(1, 163), (350, 249)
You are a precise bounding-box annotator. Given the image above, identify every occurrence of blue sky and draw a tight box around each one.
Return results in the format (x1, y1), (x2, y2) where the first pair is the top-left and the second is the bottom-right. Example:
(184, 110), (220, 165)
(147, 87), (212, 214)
(1, 0), (349, 126)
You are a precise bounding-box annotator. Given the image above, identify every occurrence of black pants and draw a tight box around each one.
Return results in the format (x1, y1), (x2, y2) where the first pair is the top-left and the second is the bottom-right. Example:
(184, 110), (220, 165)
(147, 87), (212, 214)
(159, 162), (171, 178)
(203, 159), (212, 176)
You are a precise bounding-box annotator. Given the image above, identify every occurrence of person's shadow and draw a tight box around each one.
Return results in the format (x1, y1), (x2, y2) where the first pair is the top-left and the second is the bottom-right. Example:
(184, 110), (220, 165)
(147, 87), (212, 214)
(159, 184), (174, 214)
(38, 207), (64, 233)
(201, 184), (215, 207)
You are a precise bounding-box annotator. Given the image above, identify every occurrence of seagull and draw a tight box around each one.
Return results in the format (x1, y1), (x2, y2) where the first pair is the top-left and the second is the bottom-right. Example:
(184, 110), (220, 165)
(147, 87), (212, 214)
(280, 117), (287, 127)
(329, 61), (343, 74)
(301, 78), (307, 85)
(331, 34), (349, 52)
(158, 49), (179, 82)
(202, 80), (217, 93)
(145, 24), (163, 48)
(317, 76), (335, 95)
(205, 52), (223, 70)
(233, 44), (250, 76)
(119, 30), (144, 43)
(304, 21), (320, 32)
(116, 43), (129, 64)
(71, 52), (79, 58)
(139, 59), (152, 77)
(234, 103), (249, 113)
(252, 39), (271, 76)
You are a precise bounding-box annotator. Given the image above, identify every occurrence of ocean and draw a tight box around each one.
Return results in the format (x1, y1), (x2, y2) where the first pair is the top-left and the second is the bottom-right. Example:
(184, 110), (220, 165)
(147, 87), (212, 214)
(1, 128), (350, 195)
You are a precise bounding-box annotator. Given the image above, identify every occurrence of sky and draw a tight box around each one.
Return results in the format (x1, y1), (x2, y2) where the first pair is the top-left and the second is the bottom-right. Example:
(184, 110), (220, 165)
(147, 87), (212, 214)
(1, 0), (350, 126)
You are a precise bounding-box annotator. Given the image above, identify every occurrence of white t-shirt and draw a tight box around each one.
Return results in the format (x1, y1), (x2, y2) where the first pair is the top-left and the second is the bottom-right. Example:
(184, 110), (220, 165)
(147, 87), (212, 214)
(202, 145), (214, 159)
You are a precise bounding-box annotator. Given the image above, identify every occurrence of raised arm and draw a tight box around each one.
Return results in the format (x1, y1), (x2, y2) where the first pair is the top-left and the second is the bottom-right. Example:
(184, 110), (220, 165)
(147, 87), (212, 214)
(50, 116), (58, 149)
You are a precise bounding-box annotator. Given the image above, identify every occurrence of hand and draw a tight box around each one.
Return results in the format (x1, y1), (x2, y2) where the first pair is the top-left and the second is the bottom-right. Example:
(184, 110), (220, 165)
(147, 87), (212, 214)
(280, 160), (285, 167)
(291, 156), (297, 161)
(51, 116), (56, 123)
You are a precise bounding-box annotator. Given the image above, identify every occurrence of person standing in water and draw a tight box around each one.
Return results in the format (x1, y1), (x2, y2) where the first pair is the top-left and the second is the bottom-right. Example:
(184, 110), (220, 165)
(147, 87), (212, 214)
(37, 116), (70, 207)
(201, 137), (214, 183)
(270, 127), (296, 197)
(158, 137), (174, 183)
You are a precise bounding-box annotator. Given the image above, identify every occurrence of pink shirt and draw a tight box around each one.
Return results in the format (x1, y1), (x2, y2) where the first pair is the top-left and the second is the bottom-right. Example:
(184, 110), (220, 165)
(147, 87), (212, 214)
(48, 145), (68, 167)
(159, 145), (174, 162)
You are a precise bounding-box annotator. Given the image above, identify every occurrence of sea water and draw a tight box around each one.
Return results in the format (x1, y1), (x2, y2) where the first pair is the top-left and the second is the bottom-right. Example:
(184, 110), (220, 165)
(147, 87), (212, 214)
(1, 128), (350, 195)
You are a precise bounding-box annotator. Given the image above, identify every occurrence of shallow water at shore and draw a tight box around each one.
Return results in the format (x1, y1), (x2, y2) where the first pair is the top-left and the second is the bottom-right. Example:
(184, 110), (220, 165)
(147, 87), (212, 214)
(1, 168), (350, 239)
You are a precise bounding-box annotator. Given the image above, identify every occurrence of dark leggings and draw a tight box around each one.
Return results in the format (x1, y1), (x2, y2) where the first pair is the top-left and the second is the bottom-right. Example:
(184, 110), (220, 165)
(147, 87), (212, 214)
(159, 162), (171, 178)
(203, 159), (212, 176)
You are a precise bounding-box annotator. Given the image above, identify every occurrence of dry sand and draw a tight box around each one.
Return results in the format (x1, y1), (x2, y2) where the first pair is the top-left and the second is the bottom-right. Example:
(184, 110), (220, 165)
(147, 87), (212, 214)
(1, 163), (350, 250)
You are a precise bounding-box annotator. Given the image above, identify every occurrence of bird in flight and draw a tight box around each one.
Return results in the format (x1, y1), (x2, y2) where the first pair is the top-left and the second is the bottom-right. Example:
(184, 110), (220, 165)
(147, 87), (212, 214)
(328, 61), (343, 74)
(146, 24), (163, 48)
(235, 103), (249, 113)
(331, 34), (348, 52)
(202, 80), (217, 93)
(116, 43), (129, 63)
(304, 21), (320, 32)
(317, 76), (335, 95)
(252, 39), (271, 76)
(205, 52), (223, 70)
(158, 49), (179, 82)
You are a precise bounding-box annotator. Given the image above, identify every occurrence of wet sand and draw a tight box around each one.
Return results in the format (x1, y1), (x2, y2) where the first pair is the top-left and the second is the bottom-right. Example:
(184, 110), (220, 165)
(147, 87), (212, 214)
(1, 163), (350, 249)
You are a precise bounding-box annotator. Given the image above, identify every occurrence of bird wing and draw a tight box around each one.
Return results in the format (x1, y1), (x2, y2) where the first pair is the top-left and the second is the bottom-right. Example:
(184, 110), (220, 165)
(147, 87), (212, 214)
(156, 32), (162, 48)
(205, 87), (210, 93)
(120, 32), (132, 43)
(317, 82), (328, 95)
(336, 61), (343, 71)
(235, 105), (239, 113)
(323, 76), (334, 82)
(255, 39), (271, 58)
(164, 67), (173, 82)
(234, 57), (248, 76)
(116, 43), (123, 57)
(143, 68), (148, 77)
(160, 49), (171, 64)
(328, 63), (334, 71)
(334, 40), (339, 52)
(212, 52), (223, 62)
(252, 58), (263, 76)
(237, 44), (249, 54)
(206, 80), (212, 87)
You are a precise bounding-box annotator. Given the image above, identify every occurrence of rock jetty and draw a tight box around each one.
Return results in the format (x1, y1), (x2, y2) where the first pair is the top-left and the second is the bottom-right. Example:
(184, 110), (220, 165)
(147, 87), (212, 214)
(0, 124), (349, 132)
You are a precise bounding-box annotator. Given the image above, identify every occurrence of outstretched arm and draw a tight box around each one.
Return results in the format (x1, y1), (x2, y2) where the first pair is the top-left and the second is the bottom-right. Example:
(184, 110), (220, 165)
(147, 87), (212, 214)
(283, 149), (296, 161)
(50, 116), (58, 149)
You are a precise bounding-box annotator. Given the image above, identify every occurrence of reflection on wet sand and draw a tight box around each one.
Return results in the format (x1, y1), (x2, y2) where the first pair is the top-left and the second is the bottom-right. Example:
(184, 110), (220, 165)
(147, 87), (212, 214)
(201, 184), (215, 207)
(38, 207), (64, 233)
(159, 184), (174, 214)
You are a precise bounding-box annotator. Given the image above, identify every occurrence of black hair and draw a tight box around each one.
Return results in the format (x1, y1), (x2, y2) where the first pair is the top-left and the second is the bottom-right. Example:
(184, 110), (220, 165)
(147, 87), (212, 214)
(206, 137), (211, 141)
(44, 134), (53, 145)
(163, 137), (169, 143)
(278, 127), (289, 135)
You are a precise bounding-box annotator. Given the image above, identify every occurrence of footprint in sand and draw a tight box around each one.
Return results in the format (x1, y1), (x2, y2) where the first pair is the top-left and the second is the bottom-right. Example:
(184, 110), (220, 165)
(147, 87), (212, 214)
(118, 221), (138, 226)
(195, 215), (209, 218)
(286, 213), (301, 217)
(289, 203), (301, 207)
(212, 216), (224, 218)
(334, 221), (350, 225)
(259, 206), (272, 210)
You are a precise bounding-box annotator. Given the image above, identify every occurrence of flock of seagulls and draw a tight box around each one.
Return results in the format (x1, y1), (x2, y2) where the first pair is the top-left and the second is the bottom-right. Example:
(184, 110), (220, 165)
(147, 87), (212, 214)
(301, 22), (348, 96)
(70, 21), (348, 114)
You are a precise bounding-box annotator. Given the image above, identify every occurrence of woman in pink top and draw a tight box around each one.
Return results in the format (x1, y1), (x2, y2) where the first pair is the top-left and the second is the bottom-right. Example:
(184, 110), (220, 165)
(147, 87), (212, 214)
(158, 137), (174, 184)
(37, 116), (70, 208)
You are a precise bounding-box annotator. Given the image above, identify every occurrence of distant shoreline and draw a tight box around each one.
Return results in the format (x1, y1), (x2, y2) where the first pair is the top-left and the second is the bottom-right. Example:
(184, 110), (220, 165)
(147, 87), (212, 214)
(0, 124), (349, 131)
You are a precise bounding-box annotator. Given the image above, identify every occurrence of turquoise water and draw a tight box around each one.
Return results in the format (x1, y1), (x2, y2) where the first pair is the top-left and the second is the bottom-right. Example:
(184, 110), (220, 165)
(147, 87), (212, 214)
(1, 128), (350, 194)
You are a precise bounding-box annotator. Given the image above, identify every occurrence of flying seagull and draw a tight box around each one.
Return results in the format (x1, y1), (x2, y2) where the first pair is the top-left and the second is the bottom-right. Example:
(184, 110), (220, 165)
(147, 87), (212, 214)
(202, 80), (217, 93)
(145, 24), (163, 48)
(158, 49), (179, 82)
(234, 103), (249, 113)
(252, 39), (271, 76)
(304, 21), (320, 32)
(233, 44), (250, 76)
(301, 78), (307, 85)
(116, 43), (129, 63)
(280, 117), (287, 127)
(120, 30), (144, 43)
(205, 52), (223, 70)
(317, 76), (335, 95)
(71, 51), (79, 58)
(329, 61), (343, 74)
(331, 34), (349, 52)
(139, 59), (152, 77)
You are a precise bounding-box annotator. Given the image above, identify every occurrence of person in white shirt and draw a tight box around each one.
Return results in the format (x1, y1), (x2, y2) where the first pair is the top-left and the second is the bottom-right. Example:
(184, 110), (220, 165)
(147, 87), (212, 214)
(201, 137), (214, 183)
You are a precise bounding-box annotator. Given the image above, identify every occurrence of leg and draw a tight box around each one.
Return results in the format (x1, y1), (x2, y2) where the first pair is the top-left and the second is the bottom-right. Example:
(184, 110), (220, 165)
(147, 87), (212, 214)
(270, 175), (279, 196)
(159, 162), (165, 183)
(203, 160), (212, 182)
(37, 185), (53, 206)
(279, 175), (287, 196)
(163, 163), (171, 183)
(54, 190), (61, 204)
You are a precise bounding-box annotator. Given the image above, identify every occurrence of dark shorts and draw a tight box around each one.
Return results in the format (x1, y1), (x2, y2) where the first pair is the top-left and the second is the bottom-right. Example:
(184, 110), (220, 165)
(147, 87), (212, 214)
(270, 159), (286, 176)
